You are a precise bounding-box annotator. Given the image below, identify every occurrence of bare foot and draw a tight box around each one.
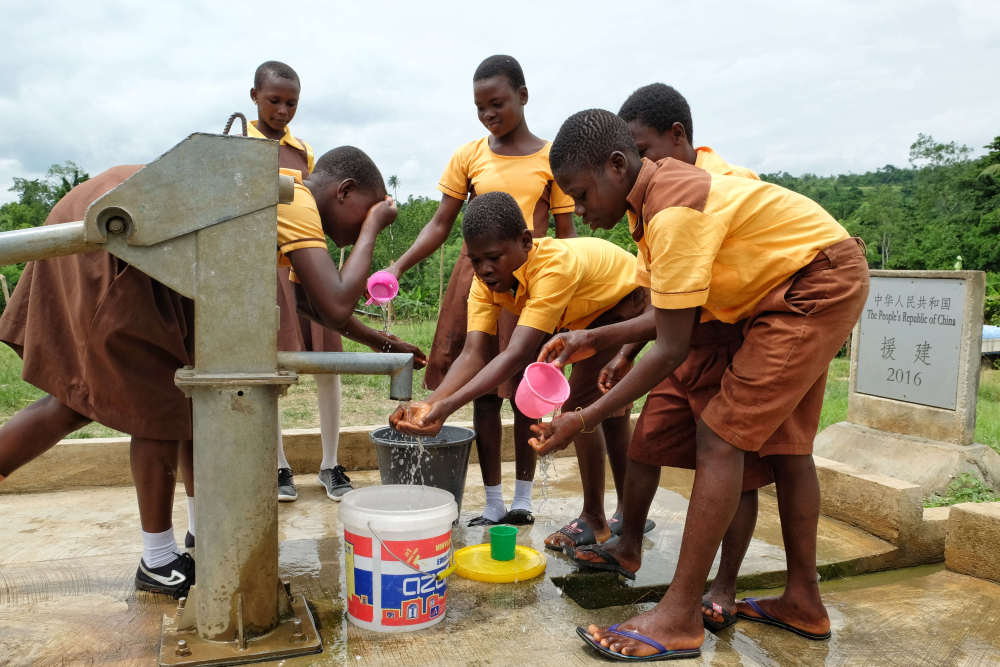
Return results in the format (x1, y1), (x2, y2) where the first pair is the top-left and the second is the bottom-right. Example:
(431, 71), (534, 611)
(736, 593), (830, 637)
(544, 515), (610, 551)
(572, 535), (641, 573)
(583, 604), (703, 658)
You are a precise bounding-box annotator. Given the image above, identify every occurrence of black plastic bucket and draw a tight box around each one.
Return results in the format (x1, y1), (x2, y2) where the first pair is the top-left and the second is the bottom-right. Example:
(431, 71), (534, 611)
(370, 425), (475, 515)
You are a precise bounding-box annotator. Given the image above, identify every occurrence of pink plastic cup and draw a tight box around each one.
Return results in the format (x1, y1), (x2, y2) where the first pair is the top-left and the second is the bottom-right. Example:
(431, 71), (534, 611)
(515, 362), (571, 419)
(366, 270), (399, 306)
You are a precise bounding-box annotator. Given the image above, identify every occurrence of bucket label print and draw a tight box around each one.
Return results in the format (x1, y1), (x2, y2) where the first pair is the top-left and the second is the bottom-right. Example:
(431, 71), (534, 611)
(380, 530), (450, 626)
(345, 529), (452, 627)
(345, 532), (375, 623)
(380, 571), (447, 625)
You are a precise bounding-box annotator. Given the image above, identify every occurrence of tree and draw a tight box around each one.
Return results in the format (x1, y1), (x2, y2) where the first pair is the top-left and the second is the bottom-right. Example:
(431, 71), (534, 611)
(908, 133), (972, 168)
(387, 175), (399, 202)
(0, 161), (89, 295)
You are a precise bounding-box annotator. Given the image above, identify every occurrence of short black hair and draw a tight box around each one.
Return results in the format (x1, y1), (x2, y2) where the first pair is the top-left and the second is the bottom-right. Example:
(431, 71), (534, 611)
(618, 83), (693, 142)
(473, 55), (526, 89)
(313, 146), (385, 194)
(462, 191), (527, 243)
(550, 109), (639, 177)
(254, 61), (300, 89)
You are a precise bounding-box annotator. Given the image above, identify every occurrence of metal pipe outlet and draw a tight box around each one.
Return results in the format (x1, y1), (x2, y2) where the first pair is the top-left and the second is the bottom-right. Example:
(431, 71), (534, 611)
(276, 351), (414, 400)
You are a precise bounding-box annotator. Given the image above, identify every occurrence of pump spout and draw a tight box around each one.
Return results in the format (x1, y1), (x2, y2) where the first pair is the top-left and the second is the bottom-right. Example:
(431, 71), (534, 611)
(275, 351), (414, 400)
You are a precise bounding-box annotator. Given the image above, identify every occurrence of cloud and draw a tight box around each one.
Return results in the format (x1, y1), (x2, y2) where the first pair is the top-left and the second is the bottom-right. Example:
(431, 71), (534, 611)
(1, 0), (997, 205)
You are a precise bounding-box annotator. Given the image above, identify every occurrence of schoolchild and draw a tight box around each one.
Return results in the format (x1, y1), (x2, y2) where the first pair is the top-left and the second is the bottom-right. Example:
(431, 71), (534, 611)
(386, 55), (575, 526)
(0, 166), (197, 596)
(535, 109), (867, 659)
(391, 191), (646, 551)
(573, 83), (771, 631)
(248, 60), (351, 502)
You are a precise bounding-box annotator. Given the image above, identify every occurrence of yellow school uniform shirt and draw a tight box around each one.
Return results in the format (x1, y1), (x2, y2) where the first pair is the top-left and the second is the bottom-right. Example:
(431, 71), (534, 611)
(276, 169), (326, 282)
(627, 158), (848, 323)
(247, 120), (315, 173)
(695, 146), (759, 180)
(467, 237), (637, 335)
(438, 138), (575, 233)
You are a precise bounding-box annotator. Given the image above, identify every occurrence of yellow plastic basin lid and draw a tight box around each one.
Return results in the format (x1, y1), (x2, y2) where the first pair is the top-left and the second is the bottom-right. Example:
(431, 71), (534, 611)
(453, 544), (546, 583)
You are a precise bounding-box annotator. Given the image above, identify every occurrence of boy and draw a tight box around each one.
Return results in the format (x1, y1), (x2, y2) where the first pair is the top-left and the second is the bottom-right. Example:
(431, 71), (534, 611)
(390, 191), (646, 550)
(534, 109), (867, 659)
(273, 146), (425, 370)
(247, 60), (348, 503)
(574, 83), (772, 631)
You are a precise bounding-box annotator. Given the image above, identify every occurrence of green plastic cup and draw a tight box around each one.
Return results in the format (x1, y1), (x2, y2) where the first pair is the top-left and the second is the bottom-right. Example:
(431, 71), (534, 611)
(489, 525), (518, 561)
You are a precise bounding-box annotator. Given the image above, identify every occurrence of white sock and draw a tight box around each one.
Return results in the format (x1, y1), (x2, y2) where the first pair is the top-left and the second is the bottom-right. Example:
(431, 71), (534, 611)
(142, 528), (180, 568)
(277, 416), (290, 470)
(511, 479), (533, 512)
(186, 497), (195, 537)
(316, 374), (342, 470)
(482, 484), (506, 522)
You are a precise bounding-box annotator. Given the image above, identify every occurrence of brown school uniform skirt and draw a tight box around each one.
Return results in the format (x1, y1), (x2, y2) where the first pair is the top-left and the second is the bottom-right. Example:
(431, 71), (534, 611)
(425, 245), (517, 397)
(563, 287), (648, 417)
(275, 267), (343, 353)
(0, 166), (195, 441)
(630, 237), (869, 484)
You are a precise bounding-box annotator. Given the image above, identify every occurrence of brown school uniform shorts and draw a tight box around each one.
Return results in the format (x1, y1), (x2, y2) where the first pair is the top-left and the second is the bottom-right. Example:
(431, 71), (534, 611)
(563, 287), (649, 417)
(629, 237), (869, 485)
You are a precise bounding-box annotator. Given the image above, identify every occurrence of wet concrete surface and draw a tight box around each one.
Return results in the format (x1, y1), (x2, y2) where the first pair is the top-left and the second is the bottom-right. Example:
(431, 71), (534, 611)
(1, 461), (999, 665)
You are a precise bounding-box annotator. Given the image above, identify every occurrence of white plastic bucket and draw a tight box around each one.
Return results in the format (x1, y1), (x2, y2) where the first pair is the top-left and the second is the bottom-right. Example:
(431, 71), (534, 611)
(340, 485), (458, 632)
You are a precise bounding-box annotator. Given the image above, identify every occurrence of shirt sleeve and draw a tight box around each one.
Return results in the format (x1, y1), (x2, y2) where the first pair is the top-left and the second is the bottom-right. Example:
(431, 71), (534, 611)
(549, 179), (575, 215)
(303, 140), (315, 174)
(467, 277), (501, 335)
(437, 143), (471, 201)
(277, 183), (327, 256)
(634, 248), (652, 288)
(516, 253), (578, 333)
(644, 207), (725, 310)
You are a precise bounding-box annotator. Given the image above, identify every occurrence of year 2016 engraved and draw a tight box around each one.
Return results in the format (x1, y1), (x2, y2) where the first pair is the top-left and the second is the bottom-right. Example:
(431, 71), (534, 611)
(885, 368), (923, 385)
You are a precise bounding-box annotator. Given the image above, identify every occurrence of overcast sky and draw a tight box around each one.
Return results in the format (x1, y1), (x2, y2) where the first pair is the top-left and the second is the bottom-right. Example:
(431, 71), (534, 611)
(1, 0), (997, 204)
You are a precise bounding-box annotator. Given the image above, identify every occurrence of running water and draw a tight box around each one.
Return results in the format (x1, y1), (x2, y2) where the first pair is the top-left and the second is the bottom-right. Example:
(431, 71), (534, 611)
(414, 435), (427, 488)
(536, 452), (555, 512)
(380, 304), (390, 336)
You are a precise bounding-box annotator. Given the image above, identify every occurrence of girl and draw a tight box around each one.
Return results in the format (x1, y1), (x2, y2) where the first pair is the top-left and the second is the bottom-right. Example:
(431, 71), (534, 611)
(386, 55), (575, 526)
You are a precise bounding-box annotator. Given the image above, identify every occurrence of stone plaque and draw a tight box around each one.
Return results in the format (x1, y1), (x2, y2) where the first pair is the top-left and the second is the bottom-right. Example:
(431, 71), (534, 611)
(855, 276), (966, 409)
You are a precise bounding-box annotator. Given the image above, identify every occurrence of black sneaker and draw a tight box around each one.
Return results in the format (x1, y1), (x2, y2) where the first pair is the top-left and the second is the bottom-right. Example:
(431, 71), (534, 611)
(278, 468), (298, 502)
(318, 465), (353, 501)
(135, 552), (195, 598)
(184, 531), (195, 549)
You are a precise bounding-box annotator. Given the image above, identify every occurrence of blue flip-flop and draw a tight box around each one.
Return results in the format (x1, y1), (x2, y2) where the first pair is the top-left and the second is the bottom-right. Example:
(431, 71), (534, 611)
(575, 624), (701, 661)
(736, 597), (831, 640)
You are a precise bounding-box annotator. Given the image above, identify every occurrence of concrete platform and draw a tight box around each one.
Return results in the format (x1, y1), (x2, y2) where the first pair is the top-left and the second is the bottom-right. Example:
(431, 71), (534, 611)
(2, 461), (1000, 665)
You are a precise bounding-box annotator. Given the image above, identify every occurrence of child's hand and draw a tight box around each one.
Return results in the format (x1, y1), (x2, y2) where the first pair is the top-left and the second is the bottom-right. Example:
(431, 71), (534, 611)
(391, 401), (430, 434)
(389, 402), (410, 430)
(528, 413), (581, 455)
(598, 352), (633, 393)
(366, 196), (397, 231)
(378, 334), (427, 369)
(537, 330), (597, 368)
(391, 401), (445, 436)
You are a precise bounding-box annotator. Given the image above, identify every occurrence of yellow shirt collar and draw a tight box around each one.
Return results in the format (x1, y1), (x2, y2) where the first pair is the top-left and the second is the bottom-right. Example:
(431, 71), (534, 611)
(248, 120), (307, 152)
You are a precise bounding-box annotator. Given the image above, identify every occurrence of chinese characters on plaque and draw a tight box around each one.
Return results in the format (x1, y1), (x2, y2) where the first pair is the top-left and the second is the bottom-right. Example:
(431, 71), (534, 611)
(856, 277), (966, 410)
